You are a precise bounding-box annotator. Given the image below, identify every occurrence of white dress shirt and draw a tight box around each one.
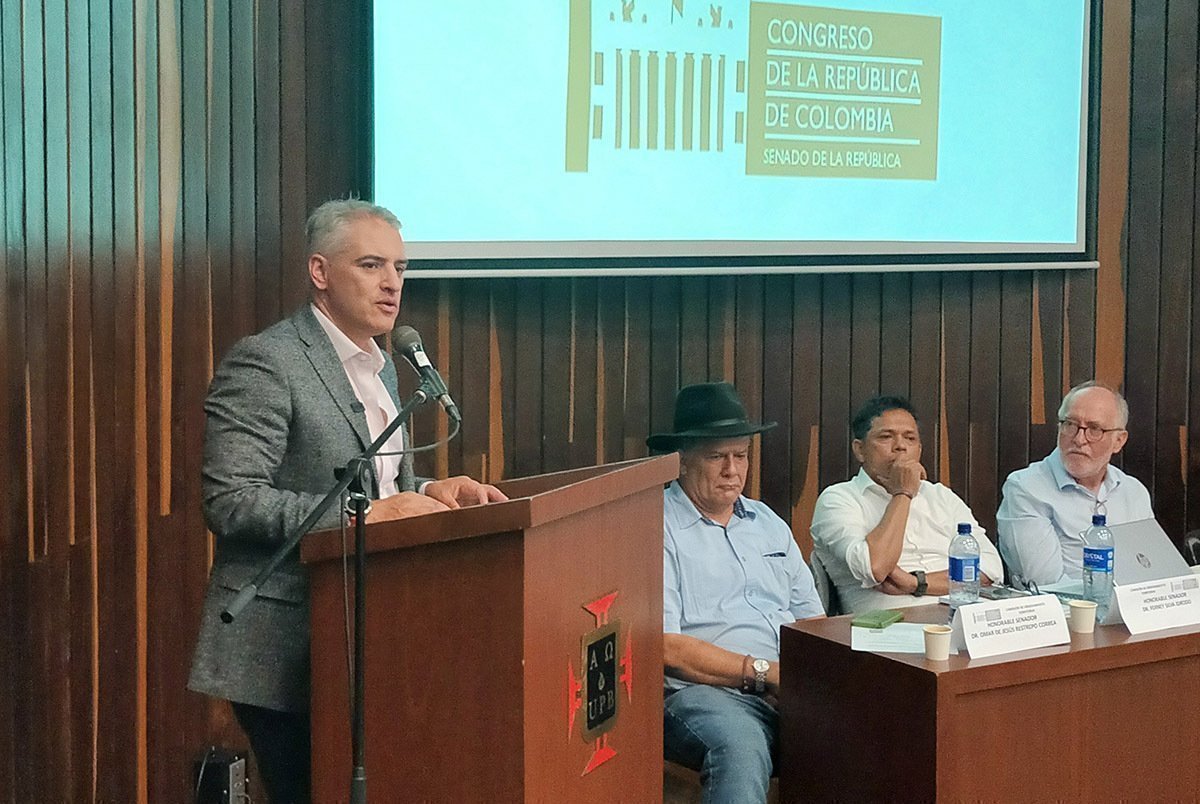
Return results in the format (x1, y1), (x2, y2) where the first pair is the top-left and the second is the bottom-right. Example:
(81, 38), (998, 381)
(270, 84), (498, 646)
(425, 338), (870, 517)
(311, 304), (405, 498)
(810, 468), (1003, 613)
(996, 447), (1153, 584)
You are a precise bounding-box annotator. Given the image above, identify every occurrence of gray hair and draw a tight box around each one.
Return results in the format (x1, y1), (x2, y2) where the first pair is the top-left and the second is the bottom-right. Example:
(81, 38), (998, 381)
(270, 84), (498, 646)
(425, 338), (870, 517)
(305, 198), (402, 256)
(1058, 381), (1129, 427)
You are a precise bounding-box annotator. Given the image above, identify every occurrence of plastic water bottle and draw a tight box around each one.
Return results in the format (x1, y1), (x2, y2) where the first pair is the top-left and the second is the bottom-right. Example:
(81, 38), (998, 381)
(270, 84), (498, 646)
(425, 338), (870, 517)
(948, 522), (981, 606)
(1083, 514), (1115, 620)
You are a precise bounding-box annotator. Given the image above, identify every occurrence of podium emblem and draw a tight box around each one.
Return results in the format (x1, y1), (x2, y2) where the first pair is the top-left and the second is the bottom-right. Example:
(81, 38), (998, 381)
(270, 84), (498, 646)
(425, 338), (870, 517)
(567, 590), (634, 775)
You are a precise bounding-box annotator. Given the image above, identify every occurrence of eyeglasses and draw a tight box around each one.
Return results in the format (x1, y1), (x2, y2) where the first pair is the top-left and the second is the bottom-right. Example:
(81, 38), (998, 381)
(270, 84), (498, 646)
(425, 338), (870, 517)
(1057, 419), (1124, 443)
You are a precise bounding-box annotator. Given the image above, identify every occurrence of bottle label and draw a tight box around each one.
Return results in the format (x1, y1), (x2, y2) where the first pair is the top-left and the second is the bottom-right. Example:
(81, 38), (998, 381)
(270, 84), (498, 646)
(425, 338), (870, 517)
(1083, 546), (1114, 573)
(949, 556), (978, 583)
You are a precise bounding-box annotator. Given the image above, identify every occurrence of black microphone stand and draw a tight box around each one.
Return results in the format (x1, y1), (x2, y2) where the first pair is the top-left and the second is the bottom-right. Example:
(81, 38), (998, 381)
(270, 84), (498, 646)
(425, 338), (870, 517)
(222, 379), (441, 804)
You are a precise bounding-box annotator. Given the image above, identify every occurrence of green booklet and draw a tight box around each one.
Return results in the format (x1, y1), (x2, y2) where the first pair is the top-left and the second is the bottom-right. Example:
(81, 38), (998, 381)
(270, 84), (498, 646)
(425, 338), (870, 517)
(850, 609), (905, 629)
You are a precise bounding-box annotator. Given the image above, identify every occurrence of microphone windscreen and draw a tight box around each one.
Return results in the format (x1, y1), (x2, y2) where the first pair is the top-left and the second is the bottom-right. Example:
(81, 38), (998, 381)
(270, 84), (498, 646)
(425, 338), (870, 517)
(394, 325), (422, 353)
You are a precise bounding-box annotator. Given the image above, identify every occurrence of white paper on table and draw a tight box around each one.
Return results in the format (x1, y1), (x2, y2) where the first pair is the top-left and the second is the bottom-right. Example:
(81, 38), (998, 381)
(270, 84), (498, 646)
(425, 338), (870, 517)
(1113, 574), (1200, 634)
(850, 622), (929, 653)
(949, 594), (1069, 659)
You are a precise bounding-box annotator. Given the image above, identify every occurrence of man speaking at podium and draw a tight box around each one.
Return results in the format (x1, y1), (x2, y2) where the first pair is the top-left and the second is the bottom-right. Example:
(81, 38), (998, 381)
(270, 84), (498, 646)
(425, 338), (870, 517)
(188, 199), (504, 803)
(650, 383), (824, 804)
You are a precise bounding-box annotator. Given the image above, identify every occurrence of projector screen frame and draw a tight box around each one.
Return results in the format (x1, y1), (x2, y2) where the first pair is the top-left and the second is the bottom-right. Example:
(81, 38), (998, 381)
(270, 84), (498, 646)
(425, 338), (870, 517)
(370, 0), (1101, 278)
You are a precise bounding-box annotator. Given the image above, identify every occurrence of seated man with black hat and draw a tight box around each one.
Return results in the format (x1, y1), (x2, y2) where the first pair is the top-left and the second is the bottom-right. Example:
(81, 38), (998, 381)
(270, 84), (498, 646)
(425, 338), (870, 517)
(649, 382), (824, 804)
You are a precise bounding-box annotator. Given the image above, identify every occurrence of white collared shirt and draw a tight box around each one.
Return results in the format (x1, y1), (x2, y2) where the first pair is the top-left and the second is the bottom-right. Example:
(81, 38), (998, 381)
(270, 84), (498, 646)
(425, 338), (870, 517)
(311, 304), (404, 497)
(811, 468), (1004, 613)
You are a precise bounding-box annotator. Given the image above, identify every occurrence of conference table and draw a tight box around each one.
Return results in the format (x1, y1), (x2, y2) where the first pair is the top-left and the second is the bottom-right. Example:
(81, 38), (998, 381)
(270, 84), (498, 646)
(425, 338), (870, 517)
(778, 604), (1200, 802)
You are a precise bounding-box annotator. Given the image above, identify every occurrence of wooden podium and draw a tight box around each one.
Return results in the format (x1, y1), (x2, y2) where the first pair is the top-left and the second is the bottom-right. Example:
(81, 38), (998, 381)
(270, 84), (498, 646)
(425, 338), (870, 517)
(301, 455), (678, 802)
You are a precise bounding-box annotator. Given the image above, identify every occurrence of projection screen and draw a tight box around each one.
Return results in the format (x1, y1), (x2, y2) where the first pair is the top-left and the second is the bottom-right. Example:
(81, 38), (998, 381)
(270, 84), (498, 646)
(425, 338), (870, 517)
(372, 1), (1097, 276)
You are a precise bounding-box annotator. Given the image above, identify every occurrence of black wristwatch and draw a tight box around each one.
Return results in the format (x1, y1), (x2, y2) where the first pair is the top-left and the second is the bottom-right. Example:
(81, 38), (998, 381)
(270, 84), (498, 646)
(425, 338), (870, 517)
(912, 570), (928, 597)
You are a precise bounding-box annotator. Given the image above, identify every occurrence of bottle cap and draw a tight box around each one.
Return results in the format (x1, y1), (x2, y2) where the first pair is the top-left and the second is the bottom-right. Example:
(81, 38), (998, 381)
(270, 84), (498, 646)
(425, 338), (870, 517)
(957, 522), (972, 534)
(1092, 514), (1106, 526)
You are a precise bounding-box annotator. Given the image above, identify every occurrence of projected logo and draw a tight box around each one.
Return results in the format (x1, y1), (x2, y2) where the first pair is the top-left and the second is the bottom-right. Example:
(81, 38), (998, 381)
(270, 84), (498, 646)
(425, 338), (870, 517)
(565, 1), (941, 180)
(746, 4), (941, 179)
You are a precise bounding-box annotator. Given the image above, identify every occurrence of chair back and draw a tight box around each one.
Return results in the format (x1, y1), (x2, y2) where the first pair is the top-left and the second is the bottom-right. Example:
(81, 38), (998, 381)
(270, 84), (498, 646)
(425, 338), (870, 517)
(809, 549), (840, 617)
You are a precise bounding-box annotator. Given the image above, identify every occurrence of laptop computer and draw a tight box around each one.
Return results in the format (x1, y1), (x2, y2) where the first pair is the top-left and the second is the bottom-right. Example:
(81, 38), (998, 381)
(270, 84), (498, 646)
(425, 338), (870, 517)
(1110, 517), (1191, 584)
(1041, 518), (1190, 623)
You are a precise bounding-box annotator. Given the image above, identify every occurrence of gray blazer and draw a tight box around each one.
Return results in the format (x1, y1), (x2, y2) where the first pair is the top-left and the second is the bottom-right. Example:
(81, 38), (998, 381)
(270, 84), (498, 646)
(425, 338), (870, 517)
(188, 305), (420, 712)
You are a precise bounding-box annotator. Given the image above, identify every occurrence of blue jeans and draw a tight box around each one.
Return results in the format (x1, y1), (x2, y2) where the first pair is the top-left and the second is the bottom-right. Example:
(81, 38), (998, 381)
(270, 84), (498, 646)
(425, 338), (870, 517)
(663, 685), (777, 804)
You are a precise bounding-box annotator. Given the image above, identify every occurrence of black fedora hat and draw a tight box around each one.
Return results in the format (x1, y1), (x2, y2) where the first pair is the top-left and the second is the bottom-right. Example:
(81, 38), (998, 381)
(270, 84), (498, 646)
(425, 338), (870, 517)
(646, 382), (776, 452)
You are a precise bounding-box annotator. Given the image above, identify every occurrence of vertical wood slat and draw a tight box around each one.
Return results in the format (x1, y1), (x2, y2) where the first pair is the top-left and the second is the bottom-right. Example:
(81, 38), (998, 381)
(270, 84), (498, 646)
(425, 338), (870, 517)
(908, 274), (942, 482)
(1152, 0), (1196, 540)
(966, 273), (1001, 536)
(1123, 0), (1166, 494)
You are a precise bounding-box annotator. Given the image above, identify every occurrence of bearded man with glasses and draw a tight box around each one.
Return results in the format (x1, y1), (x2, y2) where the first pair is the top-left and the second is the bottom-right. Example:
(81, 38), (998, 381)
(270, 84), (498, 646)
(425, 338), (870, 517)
(997, 381), (1153, 584)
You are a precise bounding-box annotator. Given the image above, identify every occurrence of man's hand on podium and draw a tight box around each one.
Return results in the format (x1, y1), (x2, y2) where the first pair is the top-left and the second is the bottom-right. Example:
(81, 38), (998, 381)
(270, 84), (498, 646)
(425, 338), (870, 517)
(365, 491), (450, 523)
(424, 475), (509, 509)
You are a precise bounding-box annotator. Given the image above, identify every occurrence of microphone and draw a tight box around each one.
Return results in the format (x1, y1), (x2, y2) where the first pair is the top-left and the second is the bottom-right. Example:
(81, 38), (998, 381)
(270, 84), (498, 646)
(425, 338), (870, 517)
(394, 326), (461, 422)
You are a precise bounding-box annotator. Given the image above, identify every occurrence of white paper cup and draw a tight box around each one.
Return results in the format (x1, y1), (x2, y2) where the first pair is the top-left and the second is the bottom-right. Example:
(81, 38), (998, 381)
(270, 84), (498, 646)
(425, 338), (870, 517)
(923, 624), (952, 661)
(1068, 599), (1098, 634)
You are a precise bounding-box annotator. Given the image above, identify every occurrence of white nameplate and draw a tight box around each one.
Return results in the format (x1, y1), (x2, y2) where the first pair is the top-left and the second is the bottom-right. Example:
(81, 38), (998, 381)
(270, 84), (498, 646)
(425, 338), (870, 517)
(949, 594), (1069, 658)
(1113, 574), (1200, 634)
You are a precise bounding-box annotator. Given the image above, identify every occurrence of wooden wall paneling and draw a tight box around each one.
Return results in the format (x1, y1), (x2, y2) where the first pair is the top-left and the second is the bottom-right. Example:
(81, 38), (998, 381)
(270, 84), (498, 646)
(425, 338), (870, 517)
(441, 274), (466, 476)
(709, 275), (735, 380)
(44, 1), (78, 799)
(229, 0), (257, 339)
(623, 278), (651, 459)
(966, 273), (1001, 533)
(511, 278), (544, 475)
(878, 273), (911, 396)
(598, 278), (625, 462)
(940, 274), (971, 493)
(1122, 0), (1167, 496)
(177, 2), (216, 798)
(541, 279), (572, 473)
(489, 278), (518, 478)
(818, 275), (851, 488)
(277, 0), (306, 313)
(138, 2), (183, 798)
(23, 0), (49, 573)
(84, 0), (119, 796)
(849, 273), (881, 406)
(1031, 270), (1065, 460)
(678, 276), (708, 383)
(909, 273), (941, 481)
(789, 275), (822, 556)
(649, 276), (681, 450)
(997, 272), (1033, 506)
(1065, 270), (1097, 390)
(457, 279), (490, 479)
(7, 0), (41, 796)
(17, 0), (52, 790)
(398, 279), (438, 477)
(303, 0), (370, 206)
(1190, 78), (1200, 532)
(207, 0), (234, 374)
(569, 278), (599, 469)
(734, 276), (764, 498)
(760, 274), (793, 521)
(1151, 0), (1197, 542)
(0, 0), (22, 795)
(109, 0), (146, 797)
(254, 0), (282, 327)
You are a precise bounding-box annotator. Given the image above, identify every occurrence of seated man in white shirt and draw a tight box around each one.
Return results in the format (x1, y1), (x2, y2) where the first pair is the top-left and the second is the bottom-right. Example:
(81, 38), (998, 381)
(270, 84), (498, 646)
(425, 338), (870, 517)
(810, 395), (1002, 613)
(997, 382), (1152, 585)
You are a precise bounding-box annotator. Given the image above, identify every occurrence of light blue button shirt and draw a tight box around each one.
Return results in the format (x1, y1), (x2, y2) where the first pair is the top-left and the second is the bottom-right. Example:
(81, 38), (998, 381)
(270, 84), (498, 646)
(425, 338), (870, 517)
(997, 447), (1153, 584)
(663, 481), (823, 690)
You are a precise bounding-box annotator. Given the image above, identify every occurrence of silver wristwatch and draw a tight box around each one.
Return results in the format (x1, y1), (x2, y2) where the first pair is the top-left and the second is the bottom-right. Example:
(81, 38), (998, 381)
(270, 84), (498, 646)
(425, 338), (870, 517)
(752, 658), (770, 694)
